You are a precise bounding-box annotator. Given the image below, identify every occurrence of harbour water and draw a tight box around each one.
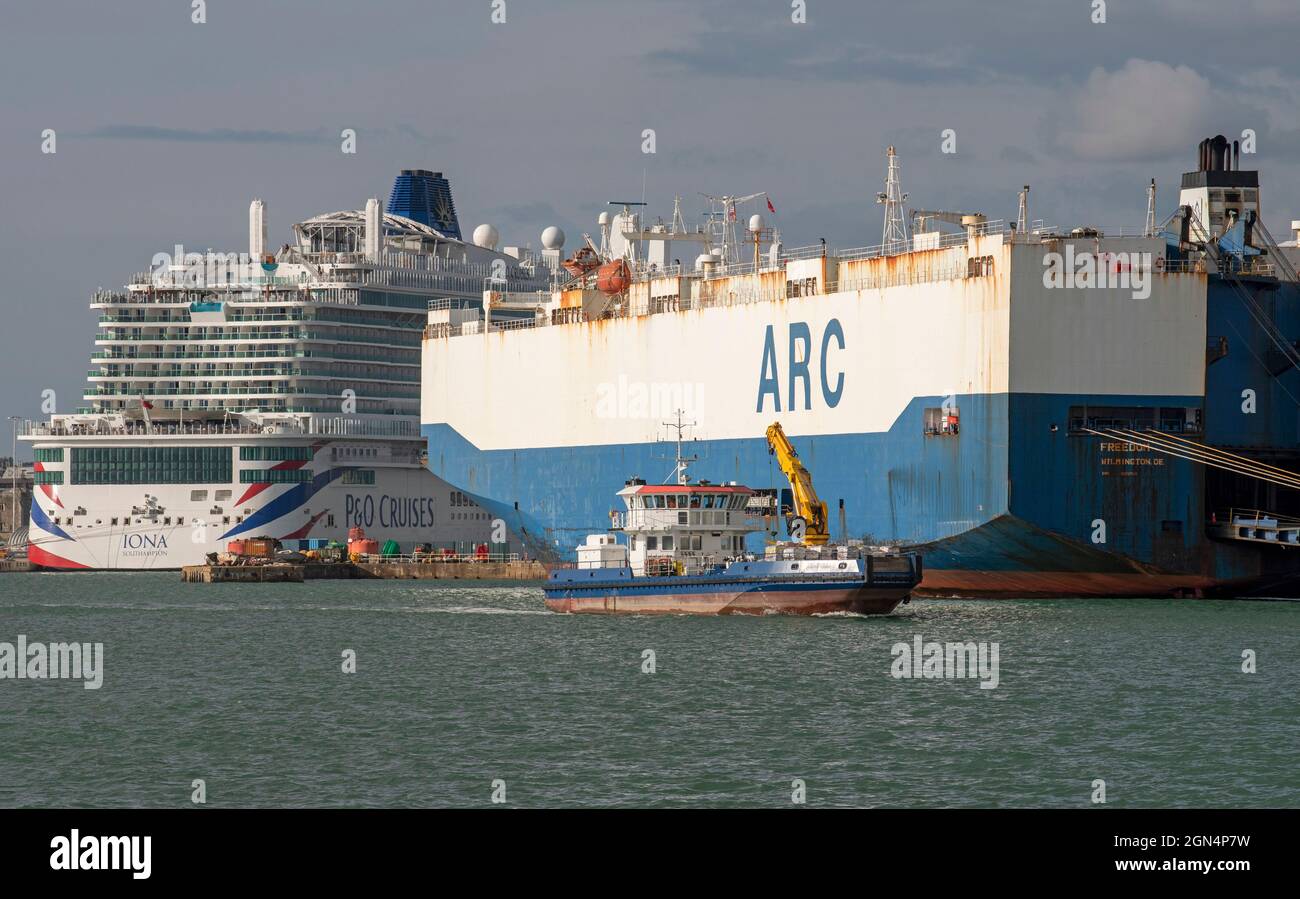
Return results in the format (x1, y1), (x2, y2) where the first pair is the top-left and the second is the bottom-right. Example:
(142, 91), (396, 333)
(0, 573), (1296, 808)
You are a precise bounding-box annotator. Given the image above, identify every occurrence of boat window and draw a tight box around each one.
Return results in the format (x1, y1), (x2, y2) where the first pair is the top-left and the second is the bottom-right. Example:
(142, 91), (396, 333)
(691, 535), (702, 550)
(629, 535), (637, 550)
(665, 495), (676, 509)
(662, 536), (674, 550)
(838, 562), (847, 569)
(791, 563), (799, 570)
(689, 494), (701, 508)
(647, 536), (657, 550)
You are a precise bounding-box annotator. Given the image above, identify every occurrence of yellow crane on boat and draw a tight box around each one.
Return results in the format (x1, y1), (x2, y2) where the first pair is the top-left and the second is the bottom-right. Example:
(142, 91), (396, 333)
(765, 421), (829, 546)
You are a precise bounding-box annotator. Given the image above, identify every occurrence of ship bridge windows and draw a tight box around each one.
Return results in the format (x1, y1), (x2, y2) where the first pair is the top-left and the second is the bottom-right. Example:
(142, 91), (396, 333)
(70, 447), (232, 485)
(1067, 405), (1202, 435)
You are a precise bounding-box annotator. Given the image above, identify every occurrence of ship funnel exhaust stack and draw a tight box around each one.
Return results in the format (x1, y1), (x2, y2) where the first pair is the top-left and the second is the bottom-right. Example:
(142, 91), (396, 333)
(249, 199), (266, 260)
(364, 198), (382, 261)
(1179, 135), (1260, 242)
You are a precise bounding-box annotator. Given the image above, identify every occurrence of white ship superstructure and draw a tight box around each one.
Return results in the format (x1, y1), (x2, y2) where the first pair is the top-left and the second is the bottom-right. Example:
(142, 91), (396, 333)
(21, 171), (555, 569)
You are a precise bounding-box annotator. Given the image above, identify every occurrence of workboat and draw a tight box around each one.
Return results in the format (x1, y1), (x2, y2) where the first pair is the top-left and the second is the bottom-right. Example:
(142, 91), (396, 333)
(543, 418), (922, 615)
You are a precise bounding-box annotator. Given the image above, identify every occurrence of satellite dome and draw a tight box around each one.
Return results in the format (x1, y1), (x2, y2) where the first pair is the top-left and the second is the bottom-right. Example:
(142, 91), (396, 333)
(541, 226), (565, 250)
(597, 211), (612, 226)
(748, 213), (765, 233)
(472, 223), (499, 250)
(694, 253), (714, 270)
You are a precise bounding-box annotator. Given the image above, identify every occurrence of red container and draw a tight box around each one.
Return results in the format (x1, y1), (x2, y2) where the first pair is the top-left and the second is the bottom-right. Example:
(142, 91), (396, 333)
(227, 540), (246, 555)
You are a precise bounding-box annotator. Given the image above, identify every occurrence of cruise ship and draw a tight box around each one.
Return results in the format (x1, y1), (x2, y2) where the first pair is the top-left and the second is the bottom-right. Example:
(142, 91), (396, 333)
(421, 137), (1300, 597)
(20, 170), (554, 569)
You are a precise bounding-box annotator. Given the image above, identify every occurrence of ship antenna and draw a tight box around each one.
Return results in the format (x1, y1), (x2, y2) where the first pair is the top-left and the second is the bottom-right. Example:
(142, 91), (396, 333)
(876, 145), (910, 253)
(1145, 178), (1157, 237)
(662, 409), (698, 485)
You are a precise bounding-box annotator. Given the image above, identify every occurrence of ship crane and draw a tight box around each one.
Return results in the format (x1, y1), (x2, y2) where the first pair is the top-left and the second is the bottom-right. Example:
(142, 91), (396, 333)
(765, 421), (829, 546)
(910, 209), (988, 234)
(700, 191), (769, 265)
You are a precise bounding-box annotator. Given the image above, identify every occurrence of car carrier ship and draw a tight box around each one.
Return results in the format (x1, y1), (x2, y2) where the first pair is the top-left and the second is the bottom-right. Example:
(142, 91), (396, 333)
(422, 136), (1300, 598)
(19, 171), (552, 569)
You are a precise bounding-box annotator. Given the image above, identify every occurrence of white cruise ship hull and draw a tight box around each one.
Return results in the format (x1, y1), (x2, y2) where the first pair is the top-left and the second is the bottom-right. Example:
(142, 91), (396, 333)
(25, 434), (503, 570)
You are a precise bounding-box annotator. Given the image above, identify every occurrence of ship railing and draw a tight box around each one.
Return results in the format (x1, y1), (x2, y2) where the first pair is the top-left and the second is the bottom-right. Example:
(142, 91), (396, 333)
(1220, 507), (1300, 528)
(632, 262), (687, 278)
(19, 416), (419, 438)
(836, 220), (1008, 262)
(781, 243), (833, 261)
(428, 297), (481, 311)
(487, 317), (541, 333)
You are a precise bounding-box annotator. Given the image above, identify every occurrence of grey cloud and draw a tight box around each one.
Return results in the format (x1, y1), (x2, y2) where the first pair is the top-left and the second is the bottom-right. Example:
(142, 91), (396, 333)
(83, 125), (331, 144)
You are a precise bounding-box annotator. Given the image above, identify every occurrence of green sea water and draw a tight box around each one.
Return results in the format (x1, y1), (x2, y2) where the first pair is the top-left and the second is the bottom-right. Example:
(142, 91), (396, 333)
(0, 572), (1295, 808)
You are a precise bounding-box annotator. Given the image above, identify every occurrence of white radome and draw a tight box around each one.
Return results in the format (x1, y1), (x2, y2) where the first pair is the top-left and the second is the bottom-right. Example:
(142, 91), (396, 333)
(472, 223), (500, 250)
(541, 226), (565, 250)
(748, 213), (765, 233)
(597, 212), (612, 226)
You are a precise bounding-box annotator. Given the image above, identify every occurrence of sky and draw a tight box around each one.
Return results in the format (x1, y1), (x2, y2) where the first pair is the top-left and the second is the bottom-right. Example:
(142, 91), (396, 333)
(2, 0), (1299, 442)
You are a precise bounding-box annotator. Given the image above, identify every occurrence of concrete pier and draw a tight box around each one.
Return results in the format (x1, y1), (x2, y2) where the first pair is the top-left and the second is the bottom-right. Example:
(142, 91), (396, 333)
(182, 560), (547, 583)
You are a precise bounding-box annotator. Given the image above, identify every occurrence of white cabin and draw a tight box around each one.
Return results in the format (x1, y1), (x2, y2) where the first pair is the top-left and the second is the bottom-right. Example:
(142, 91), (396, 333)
(577, 533), (630, 569)
(608, 478), (757, 576)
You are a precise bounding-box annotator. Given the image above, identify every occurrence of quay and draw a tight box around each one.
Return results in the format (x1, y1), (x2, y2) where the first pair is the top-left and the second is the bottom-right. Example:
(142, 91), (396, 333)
(182, 559), (548, 583)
